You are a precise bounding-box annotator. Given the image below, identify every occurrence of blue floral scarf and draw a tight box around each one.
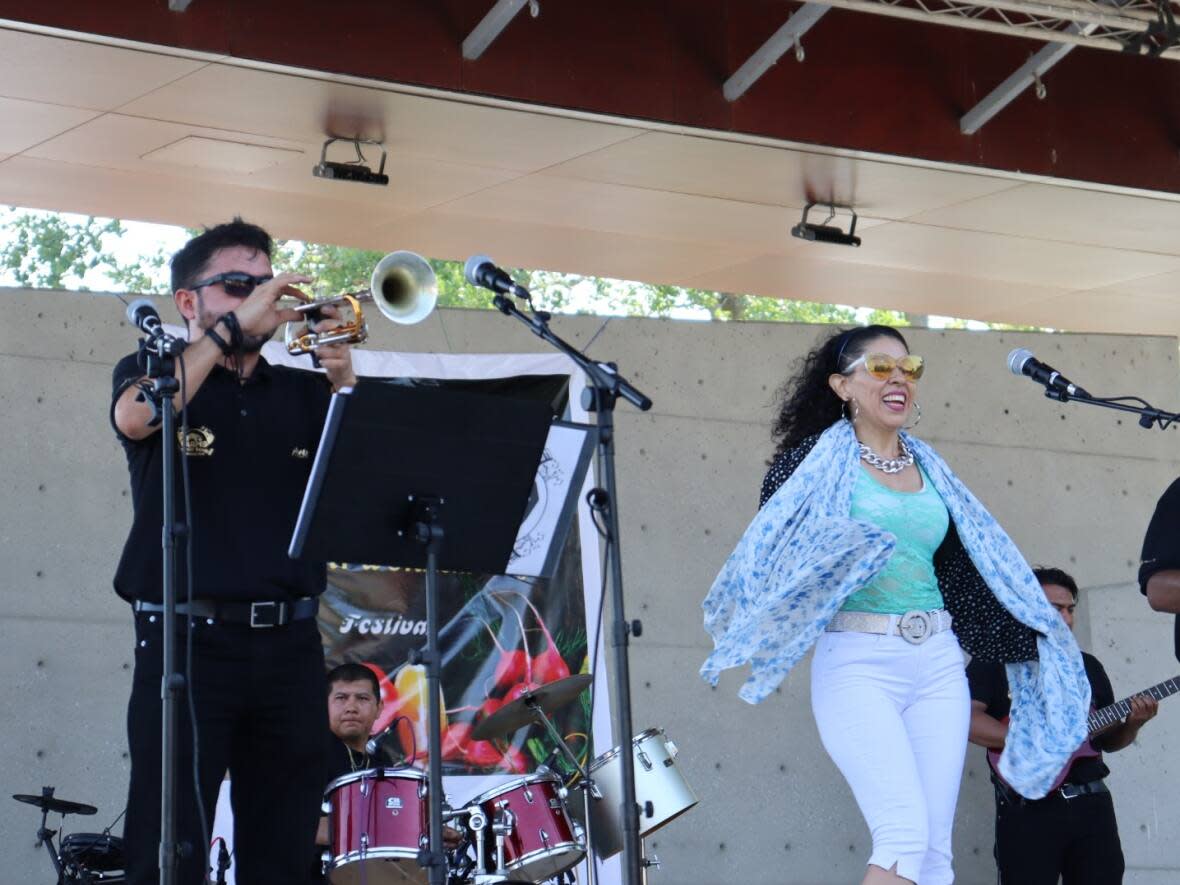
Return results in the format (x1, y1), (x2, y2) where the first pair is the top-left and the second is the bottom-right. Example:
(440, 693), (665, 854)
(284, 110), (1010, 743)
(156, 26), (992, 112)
(700, 419), (1090, 799)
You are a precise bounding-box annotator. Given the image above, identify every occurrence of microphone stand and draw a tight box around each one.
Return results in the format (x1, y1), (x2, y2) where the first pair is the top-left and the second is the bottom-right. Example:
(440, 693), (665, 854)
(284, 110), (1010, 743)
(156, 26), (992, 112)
(137, 329), (188, 885)
(1041, 386), (1180, 429)
(490, 291), (651, 885)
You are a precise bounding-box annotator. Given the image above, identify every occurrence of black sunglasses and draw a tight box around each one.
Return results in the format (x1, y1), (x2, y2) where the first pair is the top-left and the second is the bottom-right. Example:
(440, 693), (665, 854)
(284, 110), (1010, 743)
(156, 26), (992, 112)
(189, 271), (274, 298)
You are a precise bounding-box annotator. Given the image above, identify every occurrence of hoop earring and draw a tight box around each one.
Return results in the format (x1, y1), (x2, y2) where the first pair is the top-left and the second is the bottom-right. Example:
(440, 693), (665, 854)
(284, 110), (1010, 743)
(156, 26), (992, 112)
(842, 399), (860, 423)
(904, 401), (922, 429)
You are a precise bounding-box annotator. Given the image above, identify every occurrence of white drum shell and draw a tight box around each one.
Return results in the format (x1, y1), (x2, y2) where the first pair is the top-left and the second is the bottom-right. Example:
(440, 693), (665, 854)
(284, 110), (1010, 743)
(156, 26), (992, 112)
(573, 727), (698, 859)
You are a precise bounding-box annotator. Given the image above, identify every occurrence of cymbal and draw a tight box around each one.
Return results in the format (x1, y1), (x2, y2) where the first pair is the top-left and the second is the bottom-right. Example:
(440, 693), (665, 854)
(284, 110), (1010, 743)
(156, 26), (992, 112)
(472, 673), (592, 741)
(13, 793), (97, 816)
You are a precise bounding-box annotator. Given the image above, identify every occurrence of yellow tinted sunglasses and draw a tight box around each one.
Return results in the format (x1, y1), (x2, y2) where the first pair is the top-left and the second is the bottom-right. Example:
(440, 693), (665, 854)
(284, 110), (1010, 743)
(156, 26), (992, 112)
(844, 352), (925, 381)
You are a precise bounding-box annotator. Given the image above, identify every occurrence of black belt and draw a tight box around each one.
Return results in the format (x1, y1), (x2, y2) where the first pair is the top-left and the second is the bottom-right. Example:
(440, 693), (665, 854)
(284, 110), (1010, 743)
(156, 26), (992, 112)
(994, 776), (1108, 805)
(133, 597), (318, 628)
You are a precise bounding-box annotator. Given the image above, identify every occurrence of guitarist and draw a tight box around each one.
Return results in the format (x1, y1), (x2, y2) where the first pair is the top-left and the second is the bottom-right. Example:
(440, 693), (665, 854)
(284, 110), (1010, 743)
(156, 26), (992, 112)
(966, 566), (1158, 885)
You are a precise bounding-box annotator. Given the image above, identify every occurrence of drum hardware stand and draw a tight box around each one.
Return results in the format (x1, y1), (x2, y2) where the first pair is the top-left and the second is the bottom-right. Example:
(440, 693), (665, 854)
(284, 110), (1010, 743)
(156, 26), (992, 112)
(638, 838), (660, 885)
(489, 287), (653, 885)
(31, 788), (67, 885)
(136, 330), (189, 885)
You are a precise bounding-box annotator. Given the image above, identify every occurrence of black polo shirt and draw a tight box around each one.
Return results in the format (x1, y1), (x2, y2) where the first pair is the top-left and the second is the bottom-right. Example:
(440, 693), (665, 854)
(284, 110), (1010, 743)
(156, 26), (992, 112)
(967, 652), (1114, 786)
(110, 352), (331, 604)
(1139, 477), (1180, 662)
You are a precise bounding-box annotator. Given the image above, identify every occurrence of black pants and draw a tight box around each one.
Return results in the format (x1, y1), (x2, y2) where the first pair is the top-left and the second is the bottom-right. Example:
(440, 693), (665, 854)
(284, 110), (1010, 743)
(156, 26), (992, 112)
(994, 786), (1125, 884)
(124, 611), (330, 885)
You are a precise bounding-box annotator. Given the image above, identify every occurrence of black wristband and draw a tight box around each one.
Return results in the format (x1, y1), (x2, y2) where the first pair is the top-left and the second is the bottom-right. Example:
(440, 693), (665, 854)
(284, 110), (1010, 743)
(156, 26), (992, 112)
(221, 311), (244, 350)
(204, 324), (233, 356)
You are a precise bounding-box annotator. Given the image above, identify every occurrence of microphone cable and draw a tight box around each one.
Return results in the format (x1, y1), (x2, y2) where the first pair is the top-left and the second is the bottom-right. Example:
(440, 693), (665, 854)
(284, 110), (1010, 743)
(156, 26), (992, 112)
(177, 351), (214, 877)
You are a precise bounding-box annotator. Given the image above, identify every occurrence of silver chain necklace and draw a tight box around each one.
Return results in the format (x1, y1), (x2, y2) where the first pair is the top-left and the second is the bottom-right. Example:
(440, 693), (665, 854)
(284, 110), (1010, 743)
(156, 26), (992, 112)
(858, 436), (914, 474)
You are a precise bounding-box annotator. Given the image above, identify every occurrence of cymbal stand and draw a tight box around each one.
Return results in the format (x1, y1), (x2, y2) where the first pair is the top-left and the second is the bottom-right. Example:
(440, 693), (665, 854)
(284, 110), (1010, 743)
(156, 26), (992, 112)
(525, 700), (599, 885)
(32, 787), (66, 885)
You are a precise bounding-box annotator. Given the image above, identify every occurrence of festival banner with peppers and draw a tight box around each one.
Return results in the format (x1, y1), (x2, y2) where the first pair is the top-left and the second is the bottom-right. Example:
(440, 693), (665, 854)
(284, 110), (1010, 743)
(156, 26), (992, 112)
(296, 348), (608, 786)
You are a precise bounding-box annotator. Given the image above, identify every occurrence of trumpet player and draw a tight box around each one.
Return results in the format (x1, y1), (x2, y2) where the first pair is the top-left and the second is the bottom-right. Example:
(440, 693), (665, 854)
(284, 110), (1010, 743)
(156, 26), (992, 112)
(110, 218), (356, 885)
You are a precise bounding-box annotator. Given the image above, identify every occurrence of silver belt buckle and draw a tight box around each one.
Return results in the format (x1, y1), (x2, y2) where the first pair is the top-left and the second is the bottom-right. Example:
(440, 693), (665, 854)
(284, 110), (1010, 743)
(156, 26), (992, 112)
(249, 601), (284, 628)
(898, 610), (933, 645)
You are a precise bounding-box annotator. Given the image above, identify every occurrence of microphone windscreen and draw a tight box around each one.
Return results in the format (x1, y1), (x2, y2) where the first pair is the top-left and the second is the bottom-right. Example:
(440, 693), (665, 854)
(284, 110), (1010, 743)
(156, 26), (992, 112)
(126, 298), (158, 326)
(463, 254), (493, 287)
(1007, 348), (1033, 376)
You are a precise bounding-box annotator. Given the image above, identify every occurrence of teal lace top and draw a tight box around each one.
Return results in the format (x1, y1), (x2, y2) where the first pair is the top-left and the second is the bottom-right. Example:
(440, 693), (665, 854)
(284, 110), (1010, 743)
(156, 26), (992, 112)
(840, 463), (949, 614)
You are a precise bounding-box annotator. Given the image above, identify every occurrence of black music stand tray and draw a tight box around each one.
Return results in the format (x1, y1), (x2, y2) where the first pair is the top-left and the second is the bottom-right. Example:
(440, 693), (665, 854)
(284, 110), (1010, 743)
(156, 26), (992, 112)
(289, 379), (553, 885)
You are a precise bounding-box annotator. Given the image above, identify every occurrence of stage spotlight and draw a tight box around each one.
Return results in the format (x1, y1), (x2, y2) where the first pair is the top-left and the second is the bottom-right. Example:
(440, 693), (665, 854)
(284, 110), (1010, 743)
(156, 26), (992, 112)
(791, 202), (861, 247)
(312, 137), (389, 187)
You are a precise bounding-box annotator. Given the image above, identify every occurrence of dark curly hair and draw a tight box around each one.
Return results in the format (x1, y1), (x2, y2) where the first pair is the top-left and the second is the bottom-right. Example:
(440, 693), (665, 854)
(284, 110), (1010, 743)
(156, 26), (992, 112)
(770, 324), (909, 456)
(169, 217), (272, 296)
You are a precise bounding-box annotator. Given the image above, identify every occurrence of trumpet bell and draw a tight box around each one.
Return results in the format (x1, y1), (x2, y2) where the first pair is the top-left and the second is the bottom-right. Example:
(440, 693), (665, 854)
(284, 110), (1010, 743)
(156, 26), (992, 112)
(371, 250), (437, 325)
(283, 249), (437, 355)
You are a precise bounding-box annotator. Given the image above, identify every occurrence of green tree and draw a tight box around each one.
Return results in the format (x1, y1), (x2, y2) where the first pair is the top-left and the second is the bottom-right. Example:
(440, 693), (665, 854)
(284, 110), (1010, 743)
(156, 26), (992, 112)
(2, 209), (120, 290)
(0, 207), (997, 331)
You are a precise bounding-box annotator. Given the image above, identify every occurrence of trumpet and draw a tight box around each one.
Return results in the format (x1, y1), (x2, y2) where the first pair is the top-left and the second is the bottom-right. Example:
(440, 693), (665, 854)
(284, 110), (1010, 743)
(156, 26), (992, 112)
(284, 250), (437, 355)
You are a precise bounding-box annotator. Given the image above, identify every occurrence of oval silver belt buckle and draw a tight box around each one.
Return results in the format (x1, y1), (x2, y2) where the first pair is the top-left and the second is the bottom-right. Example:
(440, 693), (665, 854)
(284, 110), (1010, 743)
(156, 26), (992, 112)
(899, 610), (932, 645)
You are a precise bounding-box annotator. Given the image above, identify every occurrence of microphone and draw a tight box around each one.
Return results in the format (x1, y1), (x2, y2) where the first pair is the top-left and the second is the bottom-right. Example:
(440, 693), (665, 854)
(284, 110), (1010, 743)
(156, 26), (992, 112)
(464, 255), (530, 299)
(126, 298), (165, 338)
(365, 723), (397, 758)
(1007, 348), (1090, 399)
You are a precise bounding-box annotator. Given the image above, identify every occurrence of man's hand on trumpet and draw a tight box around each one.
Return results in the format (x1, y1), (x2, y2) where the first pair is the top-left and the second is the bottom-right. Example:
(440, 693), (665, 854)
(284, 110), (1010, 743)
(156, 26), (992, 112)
(231, 271), (315, 343)
(305, 300), (358, 392)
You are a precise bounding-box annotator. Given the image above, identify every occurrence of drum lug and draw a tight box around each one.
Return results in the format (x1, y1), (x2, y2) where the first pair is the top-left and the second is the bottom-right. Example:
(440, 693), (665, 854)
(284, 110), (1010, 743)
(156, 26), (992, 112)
(539, 828), (550, 848)
(419, 780), (428, 800)
(638, 749), (653, 771)
(320, 799), (332, 815)
(666, 739), (679, 758)
(523, 785), (535, 804)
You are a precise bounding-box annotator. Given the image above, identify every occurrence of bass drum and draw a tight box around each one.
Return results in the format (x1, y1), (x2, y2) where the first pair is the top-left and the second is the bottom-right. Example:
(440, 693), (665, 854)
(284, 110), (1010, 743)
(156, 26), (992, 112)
(572, 727), (698, 859)
(323, 768), (429, 885)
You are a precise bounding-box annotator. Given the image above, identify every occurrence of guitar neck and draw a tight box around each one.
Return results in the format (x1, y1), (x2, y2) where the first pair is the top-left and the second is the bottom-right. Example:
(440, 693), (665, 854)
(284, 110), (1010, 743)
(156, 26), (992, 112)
(1088, 675), (1180, 735)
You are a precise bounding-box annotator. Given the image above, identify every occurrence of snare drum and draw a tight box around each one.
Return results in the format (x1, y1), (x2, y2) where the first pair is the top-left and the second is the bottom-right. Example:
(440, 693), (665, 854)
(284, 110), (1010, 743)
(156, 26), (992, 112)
(61, 832), (126, 882)
(323, 768), (429, 885)
(469, 773), (584, 882)
(573, 727), (698, 858)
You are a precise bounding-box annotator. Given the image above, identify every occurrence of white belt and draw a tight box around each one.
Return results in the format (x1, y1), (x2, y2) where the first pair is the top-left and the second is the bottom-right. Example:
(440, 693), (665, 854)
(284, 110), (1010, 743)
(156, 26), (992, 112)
(825, 609), (952, 645)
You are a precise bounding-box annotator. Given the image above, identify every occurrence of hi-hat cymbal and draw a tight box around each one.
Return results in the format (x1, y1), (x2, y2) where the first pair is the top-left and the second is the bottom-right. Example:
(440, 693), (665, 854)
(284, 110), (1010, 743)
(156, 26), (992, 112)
(472, 673), (593, 741)
(13, 793), (97, 816)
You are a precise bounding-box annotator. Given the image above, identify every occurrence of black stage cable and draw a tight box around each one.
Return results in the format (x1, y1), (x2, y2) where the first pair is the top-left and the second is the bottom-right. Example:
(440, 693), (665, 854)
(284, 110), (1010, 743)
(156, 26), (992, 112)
(584, 486), (613, 770)
(177, 353), (213, 875)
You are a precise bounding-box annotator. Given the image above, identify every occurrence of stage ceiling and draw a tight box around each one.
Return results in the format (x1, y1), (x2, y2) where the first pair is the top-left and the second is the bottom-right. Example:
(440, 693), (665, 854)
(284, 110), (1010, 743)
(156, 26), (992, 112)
(1, 2), (1179, 334)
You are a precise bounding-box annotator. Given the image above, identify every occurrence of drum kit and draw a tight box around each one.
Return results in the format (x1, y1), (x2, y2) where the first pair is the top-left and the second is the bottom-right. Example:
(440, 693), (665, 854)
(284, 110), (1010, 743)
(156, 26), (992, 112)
(12, 787), (125, 884)
(321, 674), (699, 885)
(13, 680), (695, 885)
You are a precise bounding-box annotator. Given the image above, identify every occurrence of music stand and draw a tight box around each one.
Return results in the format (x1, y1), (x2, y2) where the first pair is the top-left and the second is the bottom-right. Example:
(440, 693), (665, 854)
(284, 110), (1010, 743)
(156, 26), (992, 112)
(290, 379), (553, 885)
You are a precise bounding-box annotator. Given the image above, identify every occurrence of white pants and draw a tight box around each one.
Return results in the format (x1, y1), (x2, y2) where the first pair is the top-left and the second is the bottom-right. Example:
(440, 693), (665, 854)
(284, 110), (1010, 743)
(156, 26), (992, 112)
(811, 628), (970, 884)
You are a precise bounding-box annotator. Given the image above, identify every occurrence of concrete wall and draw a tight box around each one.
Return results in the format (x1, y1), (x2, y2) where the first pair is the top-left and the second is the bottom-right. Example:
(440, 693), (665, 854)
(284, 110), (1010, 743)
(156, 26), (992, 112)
(2, 287), (1178, 884)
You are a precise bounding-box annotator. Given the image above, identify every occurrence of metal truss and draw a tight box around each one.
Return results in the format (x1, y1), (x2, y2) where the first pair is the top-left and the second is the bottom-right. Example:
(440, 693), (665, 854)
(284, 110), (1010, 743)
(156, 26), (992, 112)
(818, 0), (1180, 58)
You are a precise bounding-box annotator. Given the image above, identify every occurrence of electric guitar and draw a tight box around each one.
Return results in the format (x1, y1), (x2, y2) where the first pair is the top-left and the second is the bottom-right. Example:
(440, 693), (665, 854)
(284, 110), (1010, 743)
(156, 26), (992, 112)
(987, 674), (1180, 794)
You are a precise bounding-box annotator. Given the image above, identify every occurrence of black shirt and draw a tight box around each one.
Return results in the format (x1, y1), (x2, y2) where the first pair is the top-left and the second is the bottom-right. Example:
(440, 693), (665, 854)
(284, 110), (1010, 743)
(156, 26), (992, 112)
(967, 652), (1114, 785)
(1139, 477), (1180, 662)
(110, 353), (332, 604)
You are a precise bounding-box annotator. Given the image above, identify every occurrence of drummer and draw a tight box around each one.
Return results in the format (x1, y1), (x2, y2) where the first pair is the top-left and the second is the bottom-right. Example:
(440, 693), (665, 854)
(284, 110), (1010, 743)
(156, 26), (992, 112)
(316, 662), (462, 876)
